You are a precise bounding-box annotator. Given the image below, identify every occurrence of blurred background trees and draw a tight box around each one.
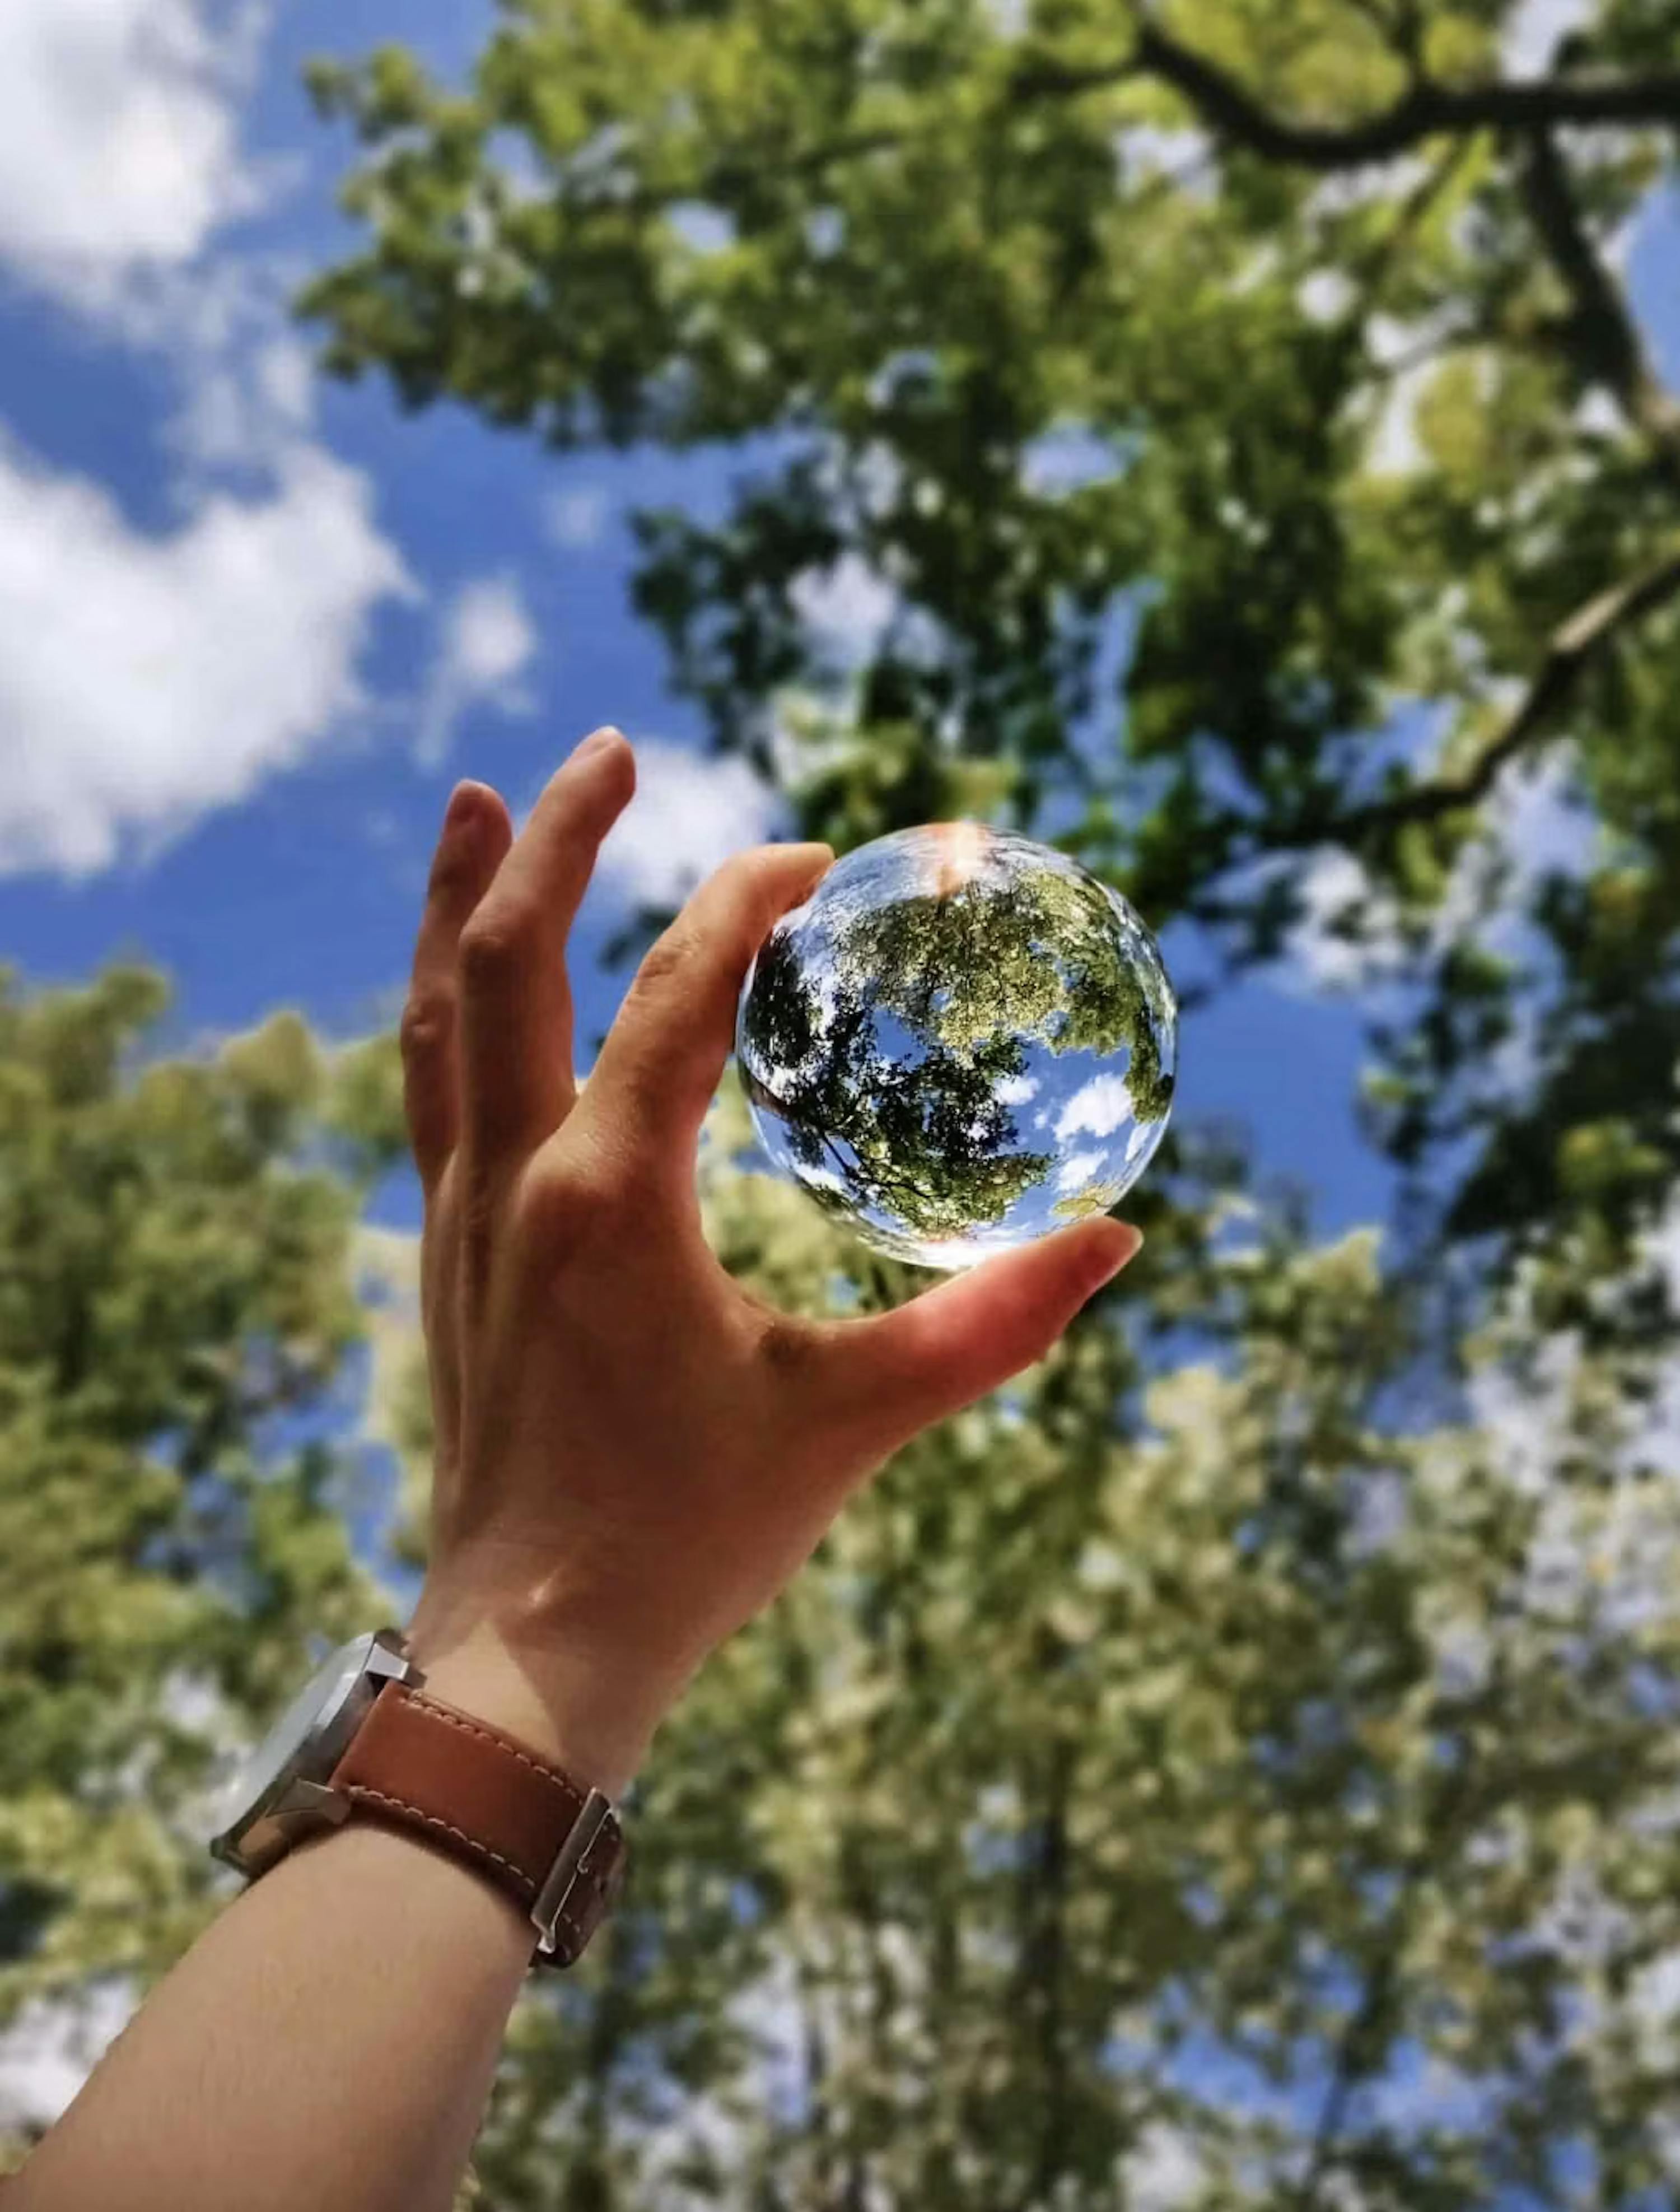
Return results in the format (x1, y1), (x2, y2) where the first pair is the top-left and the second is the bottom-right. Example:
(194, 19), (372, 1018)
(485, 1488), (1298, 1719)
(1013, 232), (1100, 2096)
(0, 975), (404, 2165)
(7, 0), (1680, 2203)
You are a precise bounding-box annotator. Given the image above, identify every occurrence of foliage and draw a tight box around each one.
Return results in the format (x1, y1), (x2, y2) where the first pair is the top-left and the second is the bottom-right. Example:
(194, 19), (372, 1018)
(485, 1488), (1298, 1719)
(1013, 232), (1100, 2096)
(455, 1090), (1680, 2209)
(302, 0), (1680, 1304)
(296, 1), (1680, 2199)
(12, 0), (1680, 2202)
(10, 982), (1680, 2201)
(0, 973), (402, 2163)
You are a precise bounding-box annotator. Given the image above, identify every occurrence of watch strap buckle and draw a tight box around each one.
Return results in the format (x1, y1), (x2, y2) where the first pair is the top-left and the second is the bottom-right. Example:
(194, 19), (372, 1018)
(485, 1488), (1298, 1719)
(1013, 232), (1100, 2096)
(531, 1789), (619, 1962)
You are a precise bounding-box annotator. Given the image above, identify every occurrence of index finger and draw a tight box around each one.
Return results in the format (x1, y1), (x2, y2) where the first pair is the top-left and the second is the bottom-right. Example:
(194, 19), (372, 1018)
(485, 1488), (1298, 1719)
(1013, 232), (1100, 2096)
(572, 840), (833, 1192)
(457, 728), (636, 1184)
(402, 780), (514, 1194)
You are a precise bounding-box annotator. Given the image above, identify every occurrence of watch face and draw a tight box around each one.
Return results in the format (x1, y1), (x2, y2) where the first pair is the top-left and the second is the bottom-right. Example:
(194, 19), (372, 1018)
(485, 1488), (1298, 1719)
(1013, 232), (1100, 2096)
(208, 1632), (388, 1868)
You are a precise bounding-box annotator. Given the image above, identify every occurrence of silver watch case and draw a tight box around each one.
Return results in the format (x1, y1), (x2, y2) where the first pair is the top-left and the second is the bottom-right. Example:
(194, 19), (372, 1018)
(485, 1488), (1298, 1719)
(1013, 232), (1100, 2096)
(208, 1628), (420, 1879)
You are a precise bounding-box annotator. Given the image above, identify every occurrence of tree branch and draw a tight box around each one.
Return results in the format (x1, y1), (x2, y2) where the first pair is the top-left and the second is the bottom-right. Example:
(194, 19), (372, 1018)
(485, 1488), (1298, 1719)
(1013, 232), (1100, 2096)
(1291, 1747), (1478, 2211)
(1012, 26), (1680, 170)
(1326, 542), (1680, 840)
(1516, 125), (1680, 484)
(1020, 1726), (1075, 2211)
(1342, 137), (1477, 323)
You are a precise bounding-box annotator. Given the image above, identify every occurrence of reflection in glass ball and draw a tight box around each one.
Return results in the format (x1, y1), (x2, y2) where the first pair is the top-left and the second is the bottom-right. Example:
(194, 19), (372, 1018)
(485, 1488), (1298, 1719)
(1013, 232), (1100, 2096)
(735, 823), (1178, 1270)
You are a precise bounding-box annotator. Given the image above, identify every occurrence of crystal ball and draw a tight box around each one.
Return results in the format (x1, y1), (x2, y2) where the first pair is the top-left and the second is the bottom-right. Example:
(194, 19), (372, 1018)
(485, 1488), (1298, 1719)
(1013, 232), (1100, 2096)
(735, 823), (1177, 1270)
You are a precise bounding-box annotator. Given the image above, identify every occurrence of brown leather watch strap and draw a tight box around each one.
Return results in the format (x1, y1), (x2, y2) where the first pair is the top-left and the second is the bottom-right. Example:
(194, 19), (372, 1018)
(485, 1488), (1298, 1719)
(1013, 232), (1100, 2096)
(328, 1682), (626, 1968)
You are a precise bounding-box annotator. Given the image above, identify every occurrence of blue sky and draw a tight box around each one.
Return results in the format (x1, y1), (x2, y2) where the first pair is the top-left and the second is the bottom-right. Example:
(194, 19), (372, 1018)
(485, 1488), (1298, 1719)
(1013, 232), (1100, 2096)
(0, 0), (1673, 1256)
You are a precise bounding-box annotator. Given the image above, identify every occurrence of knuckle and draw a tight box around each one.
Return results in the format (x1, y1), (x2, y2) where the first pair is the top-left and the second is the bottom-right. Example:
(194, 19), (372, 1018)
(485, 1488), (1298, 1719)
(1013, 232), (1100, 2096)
(720, 850), (781, 932)
(398, 991), (452, 1068)
(631, 924), (699, 1000)
(516, 1157), (622, 1254)
(714, 848), (765, 899)
(458, 902), (536, 986)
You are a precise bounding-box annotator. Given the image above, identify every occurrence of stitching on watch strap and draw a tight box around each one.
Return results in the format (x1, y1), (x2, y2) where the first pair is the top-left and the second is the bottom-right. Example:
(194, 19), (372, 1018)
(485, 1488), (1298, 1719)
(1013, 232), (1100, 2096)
(401, 1690), (588, 1800)
(340, 1783), (540, 1899)
(399, 1689), (620, 1930)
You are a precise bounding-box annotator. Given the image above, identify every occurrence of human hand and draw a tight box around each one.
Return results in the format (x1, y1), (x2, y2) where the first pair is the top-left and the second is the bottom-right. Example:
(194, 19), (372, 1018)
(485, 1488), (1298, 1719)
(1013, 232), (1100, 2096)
(402, 731), (1141, 1794)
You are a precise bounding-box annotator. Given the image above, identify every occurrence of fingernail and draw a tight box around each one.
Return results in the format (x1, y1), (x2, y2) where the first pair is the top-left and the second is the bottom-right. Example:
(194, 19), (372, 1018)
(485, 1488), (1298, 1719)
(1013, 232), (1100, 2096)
(444, 782), (481, 836)
(1085, 1222), (1143, 1288)
(573, 726), (624, 765)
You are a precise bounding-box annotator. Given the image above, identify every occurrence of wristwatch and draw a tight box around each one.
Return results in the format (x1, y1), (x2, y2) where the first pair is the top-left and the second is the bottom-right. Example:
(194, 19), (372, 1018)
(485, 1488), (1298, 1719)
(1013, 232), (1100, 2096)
(207, 1629), (626, 1968)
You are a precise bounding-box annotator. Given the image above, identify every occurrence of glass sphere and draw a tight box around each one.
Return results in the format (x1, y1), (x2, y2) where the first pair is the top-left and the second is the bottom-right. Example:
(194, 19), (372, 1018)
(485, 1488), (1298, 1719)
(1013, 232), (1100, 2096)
(735, 823), (1177, 1270)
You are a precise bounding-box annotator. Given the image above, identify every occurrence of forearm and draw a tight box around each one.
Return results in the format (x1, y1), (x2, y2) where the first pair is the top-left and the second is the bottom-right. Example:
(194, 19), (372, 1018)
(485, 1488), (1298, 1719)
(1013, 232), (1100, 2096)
(10, 1820), (531, 2212)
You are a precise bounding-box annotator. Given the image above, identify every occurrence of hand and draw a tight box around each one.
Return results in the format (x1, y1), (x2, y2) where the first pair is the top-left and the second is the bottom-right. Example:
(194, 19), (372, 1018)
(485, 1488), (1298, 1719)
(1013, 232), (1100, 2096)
(400, 730), (1141, 1794)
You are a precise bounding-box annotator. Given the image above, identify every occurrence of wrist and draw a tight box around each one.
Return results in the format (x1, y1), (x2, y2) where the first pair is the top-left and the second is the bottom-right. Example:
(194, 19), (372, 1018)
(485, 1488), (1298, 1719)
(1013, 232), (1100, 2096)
(404, 1613), (672, 1801)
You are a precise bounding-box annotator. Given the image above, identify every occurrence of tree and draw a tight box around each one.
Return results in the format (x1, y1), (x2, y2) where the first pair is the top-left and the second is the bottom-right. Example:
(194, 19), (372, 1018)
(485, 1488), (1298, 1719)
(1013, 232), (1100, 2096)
(11, 979), (1680, 2204)
(0, 970), (405, 2166)
(433, 1086), (1680, 2211)
(302, 0), (1680, 1296)
(294, 3), (1680, 2204)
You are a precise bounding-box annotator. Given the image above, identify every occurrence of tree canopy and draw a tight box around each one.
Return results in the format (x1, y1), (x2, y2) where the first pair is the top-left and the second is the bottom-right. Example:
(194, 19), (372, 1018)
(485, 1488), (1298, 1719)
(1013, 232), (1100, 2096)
(0, 972), (404, 2164)
(296, 3), (1680, 2197)
(10, 2), (1680, 2204)
(302, 0), (1680, 1310)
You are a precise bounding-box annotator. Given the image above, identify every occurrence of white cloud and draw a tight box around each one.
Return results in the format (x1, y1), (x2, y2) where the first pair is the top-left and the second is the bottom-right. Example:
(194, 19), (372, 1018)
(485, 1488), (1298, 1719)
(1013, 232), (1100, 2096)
(765, 688), (858, 795)
(790, 554), (898, 664)
(996, 1072), (1040, 1106)
(1281, 847), (1401, 993)
(0, 0), (268, 308)
(1497, 743), (1595, 877)
(543, 485), (610, 550)
(0, 3), (444, 879)
(598, 740), (782, 907)
(175, 322), (315, 471)
(69, 257), (335, 505)
(0, 439), (412, 876)
(1056, 1072), (1137, 1143)
(257, 336), (313, 426)
(0, 20), (319, 477)
(1273, 741), (1592, 998)
(1502, 0), (1590, 77)
(850, 441), (904, 520)
(414, 574), (538, 768)
(1123, 2122), (1203, 2211)
(1057, 1148), (1106, 1192)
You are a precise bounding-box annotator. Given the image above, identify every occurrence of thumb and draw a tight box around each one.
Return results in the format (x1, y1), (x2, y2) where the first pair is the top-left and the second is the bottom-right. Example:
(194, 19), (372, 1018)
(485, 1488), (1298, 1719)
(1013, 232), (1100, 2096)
(824, 1218), (1142, 1460)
